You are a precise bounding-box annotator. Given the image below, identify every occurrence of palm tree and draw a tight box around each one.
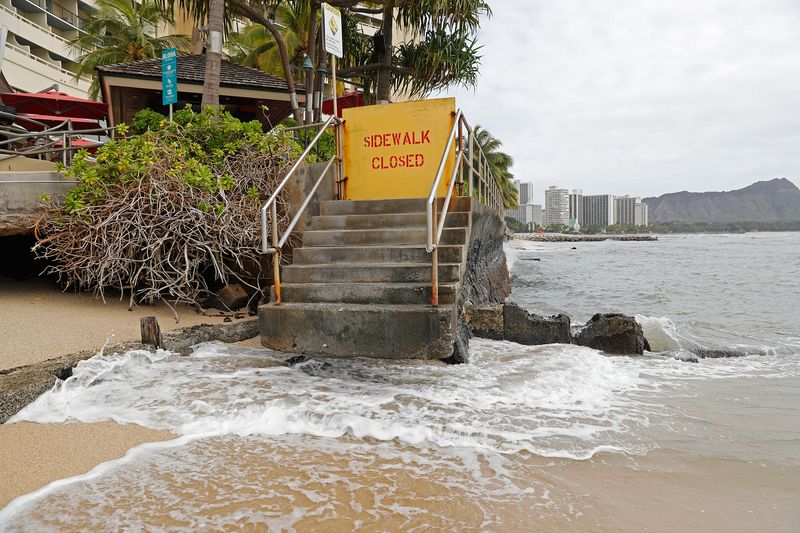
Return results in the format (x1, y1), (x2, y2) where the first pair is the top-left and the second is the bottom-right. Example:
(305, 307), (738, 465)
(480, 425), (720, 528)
(170, 0), (304, 121)
(329, 0), (491, 103)
(473, 125), (518, 209)
(227, 1), (311, 77)
(72, 0), (191, 100)
(201, 0), (224, 108)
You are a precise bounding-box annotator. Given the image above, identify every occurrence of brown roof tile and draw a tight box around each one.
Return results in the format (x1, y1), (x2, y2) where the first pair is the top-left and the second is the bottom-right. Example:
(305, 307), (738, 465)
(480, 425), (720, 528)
(97, 54), (303, 93)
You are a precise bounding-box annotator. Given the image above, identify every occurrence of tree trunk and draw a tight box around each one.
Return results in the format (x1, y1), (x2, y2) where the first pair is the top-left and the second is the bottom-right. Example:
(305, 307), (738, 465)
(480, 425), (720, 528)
(201, 0), (224, 108)
(228, 0), (303, 121)
(376, 1), (394, 104)
(304, 5), (318, 123)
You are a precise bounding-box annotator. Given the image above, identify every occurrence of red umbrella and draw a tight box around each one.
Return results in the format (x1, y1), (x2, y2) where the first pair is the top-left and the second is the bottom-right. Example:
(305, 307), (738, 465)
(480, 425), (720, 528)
(322, 92), (365, 118)
(15, 113), (101, 132)
(0, 90), (108, 120)
(53, 137), (101, 154)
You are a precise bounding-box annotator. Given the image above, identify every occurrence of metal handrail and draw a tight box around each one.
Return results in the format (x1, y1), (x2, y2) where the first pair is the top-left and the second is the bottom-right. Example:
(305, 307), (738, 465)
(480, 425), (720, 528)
(260, 114), (341, 304)
(0, 111), (113, 164)
(425, 109), (504, 307)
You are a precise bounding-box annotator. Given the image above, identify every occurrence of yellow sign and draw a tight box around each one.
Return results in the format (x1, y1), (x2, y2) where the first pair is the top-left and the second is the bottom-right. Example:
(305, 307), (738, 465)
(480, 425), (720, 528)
(342, 97), (456, 200)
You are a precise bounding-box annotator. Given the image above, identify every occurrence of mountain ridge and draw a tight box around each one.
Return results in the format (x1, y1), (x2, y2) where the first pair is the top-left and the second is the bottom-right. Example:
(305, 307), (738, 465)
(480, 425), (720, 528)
(643, 178), (800, 223)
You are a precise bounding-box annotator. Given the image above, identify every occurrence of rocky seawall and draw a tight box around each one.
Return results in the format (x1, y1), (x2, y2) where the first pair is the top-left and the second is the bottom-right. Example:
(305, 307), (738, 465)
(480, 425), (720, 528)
(515, 233), (657, 242)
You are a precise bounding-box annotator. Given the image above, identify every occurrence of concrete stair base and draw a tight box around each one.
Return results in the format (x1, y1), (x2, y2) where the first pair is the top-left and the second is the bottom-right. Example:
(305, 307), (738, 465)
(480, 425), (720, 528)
(259, 303), (457, 359)
(259, 196), (472, 360)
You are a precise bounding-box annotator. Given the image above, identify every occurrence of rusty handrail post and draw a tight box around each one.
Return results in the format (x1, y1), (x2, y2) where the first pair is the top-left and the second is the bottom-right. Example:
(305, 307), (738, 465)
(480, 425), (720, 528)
(467, 121), (474, 197)
(271, 202), (281, 305)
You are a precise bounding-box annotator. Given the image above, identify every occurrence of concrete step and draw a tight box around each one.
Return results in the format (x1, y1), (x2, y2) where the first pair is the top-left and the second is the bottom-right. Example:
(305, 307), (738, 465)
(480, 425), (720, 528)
(302, 227), (467, 247)
(311, 211), (469, 230)
(259, 302), (457, 359)
(282, 263), (461, 284)
(320, 196), (471, 216)
(293, 245), (465, 265)
(273, 282), (459, 305)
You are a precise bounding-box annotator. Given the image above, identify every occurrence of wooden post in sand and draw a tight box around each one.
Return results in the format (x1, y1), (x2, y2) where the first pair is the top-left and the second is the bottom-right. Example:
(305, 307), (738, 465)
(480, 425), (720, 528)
(140, 316), (163, 349)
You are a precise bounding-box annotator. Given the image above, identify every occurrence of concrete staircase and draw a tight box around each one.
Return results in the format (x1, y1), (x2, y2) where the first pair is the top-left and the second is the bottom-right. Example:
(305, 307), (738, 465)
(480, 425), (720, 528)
(259, 196), (472, 359)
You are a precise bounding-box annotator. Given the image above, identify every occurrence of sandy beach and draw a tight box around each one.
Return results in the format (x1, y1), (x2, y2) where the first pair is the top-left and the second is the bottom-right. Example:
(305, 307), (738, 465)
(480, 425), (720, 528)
(0, 276), (251, 371)
(0, 421), (174, 508)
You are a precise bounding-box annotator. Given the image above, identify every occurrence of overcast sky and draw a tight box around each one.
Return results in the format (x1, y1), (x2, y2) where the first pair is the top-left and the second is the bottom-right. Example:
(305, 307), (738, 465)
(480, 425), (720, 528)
(442, 0), (800, 199)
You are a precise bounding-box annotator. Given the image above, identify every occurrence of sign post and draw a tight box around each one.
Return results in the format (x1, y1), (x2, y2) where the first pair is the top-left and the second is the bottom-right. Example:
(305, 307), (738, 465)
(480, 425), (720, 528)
(161, 48), (177, 122)
(321, 3), (343, 118)
(321, 3), (344, 196)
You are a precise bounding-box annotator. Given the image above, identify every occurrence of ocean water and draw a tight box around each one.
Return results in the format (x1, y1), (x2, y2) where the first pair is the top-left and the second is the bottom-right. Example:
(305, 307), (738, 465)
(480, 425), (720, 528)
(2, 233), (799, 531)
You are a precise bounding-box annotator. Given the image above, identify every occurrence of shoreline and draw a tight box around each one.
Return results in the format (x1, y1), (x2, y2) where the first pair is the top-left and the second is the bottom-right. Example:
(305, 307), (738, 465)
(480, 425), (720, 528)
(0, 421), (175, 508)
(0, 318), (260, 423)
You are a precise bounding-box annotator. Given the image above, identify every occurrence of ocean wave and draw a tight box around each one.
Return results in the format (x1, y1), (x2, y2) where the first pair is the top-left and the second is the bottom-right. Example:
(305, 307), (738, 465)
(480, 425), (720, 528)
(11, 341), (655, 460)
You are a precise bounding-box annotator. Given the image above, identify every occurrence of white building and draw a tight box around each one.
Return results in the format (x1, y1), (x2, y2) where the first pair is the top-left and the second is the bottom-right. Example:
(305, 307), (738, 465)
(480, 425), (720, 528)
(544, 186), (569, 227)
(614, 195), (649, 227)
(0, 0), (94, 97)
(513, 179), (533, 205)
(614, 196), (637, 225)
(635, 201), (649, 226)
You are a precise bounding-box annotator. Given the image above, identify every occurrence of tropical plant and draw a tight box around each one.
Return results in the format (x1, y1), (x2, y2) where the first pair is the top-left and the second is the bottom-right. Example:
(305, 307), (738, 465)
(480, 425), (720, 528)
(228, 1), (312, 76)
(34, 106), (304, 314)
(330, 0), (491, 103)
(473, 125), (518, 209)
(71, 0), (191, 100)
(170, 0), (490, 118)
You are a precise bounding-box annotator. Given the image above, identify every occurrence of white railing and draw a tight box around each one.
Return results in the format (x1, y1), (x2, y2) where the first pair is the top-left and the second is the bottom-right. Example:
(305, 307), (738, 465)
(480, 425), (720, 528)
(0, 3), (76, 50)
(5, 41), (81, 80)
(260, 115), (342, 304)
(426, 109), (504, 306)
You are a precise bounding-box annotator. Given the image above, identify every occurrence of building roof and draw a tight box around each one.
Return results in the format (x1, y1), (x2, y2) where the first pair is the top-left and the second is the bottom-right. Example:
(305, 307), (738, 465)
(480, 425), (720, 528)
(97, 54), (303, 93)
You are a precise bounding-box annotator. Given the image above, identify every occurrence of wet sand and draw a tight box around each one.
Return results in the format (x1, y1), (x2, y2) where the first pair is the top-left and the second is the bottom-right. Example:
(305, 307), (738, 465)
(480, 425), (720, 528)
(0, 421), (174, 508)
(0, 276), (248, 370)
(3, 427), (798, 531)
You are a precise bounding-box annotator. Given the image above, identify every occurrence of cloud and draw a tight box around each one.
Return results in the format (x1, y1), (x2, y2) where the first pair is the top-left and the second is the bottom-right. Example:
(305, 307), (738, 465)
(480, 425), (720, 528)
(443, 0), (800, 198)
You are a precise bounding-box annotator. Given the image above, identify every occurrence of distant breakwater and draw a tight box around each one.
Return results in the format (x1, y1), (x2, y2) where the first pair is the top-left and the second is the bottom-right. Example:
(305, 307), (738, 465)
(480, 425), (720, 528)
(514, 233), (657, 242)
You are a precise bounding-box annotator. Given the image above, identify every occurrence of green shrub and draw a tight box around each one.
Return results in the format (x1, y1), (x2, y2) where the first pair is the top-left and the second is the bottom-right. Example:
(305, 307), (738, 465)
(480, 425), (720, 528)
(35, 106), (304, 312)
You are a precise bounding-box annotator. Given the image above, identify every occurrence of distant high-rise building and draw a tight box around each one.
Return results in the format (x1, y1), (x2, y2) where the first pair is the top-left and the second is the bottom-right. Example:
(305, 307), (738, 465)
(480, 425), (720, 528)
(545, 186), (570, 227)
(512, 180), (534, 205)
(508, 180), (536, 229)
(582, 194), (615, 226)
(614, 196), (637, 225)
(569, 189), (584, 225)
(635, 202), (649, 227)
(614, 196), (649, 227)
(508, 203), (542, 229)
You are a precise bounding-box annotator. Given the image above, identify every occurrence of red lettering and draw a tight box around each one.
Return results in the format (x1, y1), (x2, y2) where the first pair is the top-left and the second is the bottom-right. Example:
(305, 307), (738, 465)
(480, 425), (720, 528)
(421, 130), (430, 144)
(383, 133), (390, 147)
(416, 154), (424, 166)
(403, 132), (411, 145)
(372, 156), (380, 169)
(392, 132), (401, 145)
(364, 136), (370, 148)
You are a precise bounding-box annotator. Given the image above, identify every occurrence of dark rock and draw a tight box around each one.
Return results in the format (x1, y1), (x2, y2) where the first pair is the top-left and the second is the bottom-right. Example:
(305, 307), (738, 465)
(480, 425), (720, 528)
(502, 302), (572, 345)
(216, 283), (249, 310)
(574, 313), (649, 355)
(693, 348), (758, 359)
(285, 355), (308, 366)
(449, 202), (511, 364)
(459, 204), (511, 306)
(464, 304), (504, 340)
(443, 312), (470, 364)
